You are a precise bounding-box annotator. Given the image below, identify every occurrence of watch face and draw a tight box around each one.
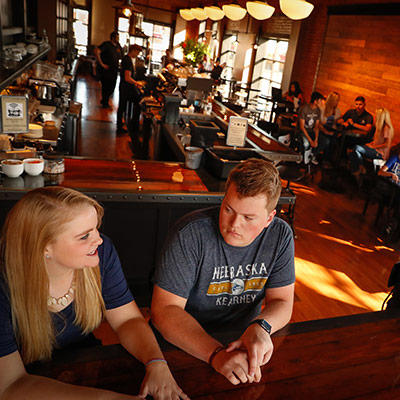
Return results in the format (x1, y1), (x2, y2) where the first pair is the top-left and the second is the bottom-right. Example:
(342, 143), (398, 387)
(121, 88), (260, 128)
(260, 319), (272, 334)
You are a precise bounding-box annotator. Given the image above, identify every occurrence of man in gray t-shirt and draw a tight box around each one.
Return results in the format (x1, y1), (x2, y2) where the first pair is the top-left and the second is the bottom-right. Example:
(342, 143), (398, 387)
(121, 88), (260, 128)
(152, 159), (295, 386)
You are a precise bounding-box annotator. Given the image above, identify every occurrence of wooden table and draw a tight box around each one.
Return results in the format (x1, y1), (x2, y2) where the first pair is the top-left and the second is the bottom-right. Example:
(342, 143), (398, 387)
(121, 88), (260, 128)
(27, 310), (400, 399)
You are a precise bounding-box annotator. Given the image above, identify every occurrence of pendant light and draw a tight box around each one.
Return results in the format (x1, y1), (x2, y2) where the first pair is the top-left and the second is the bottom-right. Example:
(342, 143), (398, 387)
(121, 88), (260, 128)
(222, 4), (247, 21)
(279, 0), (314, 20)
(180, 9), (195, 21)
(191, 7), (208, 20)
(246, 1), (275, 20)
(204, 6), (225, 21)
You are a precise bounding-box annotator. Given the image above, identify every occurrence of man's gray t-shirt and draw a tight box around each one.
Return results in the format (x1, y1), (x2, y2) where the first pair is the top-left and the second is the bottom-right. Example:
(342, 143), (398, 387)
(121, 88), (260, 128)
(153, 207), (295, 333)
(297, 103), (321, 134)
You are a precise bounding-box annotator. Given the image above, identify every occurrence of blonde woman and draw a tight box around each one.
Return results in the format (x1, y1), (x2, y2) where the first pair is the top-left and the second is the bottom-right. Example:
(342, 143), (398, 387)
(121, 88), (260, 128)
(320, 91), (341, 129)
(0, 187), (188, 400)
(349, 107), (394, 179)
(318, 91), (341, 165)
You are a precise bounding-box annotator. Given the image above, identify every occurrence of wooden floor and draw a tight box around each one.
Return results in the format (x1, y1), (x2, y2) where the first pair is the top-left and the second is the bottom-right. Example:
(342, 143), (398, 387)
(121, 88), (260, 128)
(74, 74), (398, 339)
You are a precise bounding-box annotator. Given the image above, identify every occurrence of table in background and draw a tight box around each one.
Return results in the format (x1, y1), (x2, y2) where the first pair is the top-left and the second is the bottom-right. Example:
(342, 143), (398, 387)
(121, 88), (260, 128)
(28, 310), (400, 399)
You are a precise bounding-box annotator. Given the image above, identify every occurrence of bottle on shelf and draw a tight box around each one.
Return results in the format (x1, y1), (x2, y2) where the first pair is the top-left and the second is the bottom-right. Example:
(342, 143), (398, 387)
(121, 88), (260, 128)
(42, 29), (49, 44)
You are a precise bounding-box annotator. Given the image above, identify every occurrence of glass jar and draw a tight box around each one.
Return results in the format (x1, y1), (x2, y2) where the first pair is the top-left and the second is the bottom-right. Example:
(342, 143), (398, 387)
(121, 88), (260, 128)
(43, 152), (65, 174)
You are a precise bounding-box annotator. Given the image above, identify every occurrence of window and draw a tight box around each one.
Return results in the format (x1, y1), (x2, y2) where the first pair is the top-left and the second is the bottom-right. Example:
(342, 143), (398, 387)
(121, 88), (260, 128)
(219, 33), (238, 99)
(142, 21), (172, 72)
(118, 17), (130, 49)
(73, 8), (89, 56)
(198, 21), (206, 42)
(250, 38), (289, 118)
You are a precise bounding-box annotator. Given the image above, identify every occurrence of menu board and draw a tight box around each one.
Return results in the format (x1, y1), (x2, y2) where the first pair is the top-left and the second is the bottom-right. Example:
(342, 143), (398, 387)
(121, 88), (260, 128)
(226, 116), (248, 147)
(0, 95), (29, 134)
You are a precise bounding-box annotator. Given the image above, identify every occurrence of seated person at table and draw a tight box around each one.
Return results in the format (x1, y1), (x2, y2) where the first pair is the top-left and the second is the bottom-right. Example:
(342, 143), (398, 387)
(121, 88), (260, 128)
(379, 147), (400, 184)
(151, 159), (295, 386)
(320, 91), (341, 129)
(338, 96), (373, 146)
(0, 187), (187, 400)
(296, 91), (327, 165)
(349, 107), (394, 183)
(318, 91), (342, 165)
(283, 81), (304, 112)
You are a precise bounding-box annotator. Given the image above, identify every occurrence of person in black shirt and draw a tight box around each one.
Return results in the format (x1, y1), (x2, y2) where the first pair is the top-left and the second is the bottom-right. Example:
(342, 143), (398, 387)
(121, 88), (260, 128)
(117, 44), (143, 134)
(210, 58), (225, 84)
(94, 31), (123, 108)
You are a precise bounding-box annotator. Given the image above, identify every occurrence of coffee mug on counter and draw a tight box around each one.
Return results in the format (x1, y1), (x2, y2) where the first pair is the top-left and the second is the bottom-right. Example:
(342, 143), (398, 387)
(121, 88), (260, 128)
(24, 158), (44, 176)
(1, 159), (24, 178)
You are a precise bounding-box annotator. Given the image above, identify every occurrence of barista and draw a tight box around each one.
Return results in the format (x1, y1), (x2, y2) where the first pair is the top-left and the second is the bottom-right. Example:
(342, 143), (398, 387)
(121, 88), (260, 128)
(117, 44), (143, 135)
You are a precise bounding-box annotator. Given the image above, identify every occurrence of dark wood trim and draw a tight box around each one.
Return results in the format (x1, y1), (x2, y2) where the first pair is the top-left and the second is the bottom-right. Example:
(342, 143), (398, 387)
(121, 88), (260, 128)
(328, 3), (400, 15)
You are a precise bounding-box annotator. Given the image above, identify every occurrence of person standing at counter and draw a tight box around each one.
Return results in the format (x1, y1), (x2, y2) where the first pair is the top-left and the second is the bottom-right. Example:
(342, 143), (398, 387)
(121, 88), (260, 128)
(94, 31), (123, 109)
(0, 187), (188, 400)
(117, 44), (143, 135)
(151, 159), (295, 385)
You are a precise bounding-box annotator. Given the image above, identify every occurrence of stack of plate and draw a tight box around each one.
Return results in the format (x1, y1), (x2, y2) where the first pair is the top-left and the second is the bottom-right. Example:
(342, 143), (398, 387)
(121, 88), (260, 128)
(23, 123), (43, 139)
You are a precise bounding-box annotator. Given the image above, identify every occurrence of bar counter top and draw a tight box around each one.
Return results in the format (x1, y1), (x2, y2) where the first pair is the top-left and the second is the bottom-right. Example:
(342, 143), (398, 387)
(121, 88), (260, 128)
(27, 309), (400, 399)
(0, 157), (295, 206)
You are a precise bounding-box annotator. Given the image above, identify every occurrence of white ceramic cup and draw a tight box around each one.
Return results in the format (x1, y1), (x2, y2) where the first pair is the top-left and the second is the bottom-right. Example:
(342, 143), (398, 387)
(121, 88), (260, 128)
(1, 159), (24, 178)
(24, 158), (44, 176)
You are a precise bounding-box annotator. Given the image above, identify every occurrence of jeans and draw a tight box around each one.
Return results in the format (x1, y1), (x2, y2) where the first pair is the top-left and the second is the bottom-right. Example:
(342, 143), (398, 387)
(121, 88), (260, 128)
(348, 144), (382, 172)
(302, 131), (334, 161)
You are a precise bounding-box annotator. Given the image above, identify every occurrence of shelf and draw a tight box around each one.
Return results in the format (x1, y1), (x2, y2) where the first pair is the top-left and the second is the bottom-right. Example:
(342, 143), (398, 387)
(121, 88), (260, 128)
(0, 46), (51, 92)
(2, 27), (24, 36)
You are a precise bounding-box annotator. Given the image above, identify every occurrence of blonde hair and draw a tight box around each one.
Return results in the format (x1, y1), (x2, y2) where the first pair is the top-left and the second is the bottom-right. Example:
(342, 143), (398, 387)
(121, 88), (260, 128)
(0, 187), (105, 364)
(375, 107), (394, 142)
(226, 158), (282, 213)
(324, 92), (340, 118)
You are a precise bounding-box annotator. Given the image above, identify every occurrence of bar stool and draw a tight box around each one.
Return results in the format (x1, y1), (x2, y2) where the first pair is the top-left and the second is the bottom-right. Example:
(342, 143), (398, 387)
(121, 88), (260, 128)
(277, 163), (304, 238)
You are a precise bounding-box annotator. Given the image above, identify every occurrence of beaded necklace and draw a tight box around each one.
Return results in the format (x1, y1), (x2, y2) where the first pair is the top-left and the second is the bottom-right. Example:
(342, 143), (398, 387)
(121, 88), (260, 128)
(47, 278), (76, 307)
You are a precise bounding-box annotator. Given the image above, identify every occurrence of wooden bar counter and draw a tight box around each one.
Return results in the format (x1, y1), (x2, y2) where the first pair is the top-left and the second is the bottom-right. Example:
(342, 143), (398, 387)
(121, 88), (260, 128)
(27, 309), (400, 399)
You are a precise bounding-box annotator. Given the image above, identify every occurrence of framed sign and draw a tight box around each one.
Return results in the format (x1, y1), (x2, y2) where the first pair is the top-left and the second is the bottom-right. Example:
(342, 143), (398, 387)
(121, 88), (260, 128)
(0, 95), (29, 134)
(226, 116), (248, 147)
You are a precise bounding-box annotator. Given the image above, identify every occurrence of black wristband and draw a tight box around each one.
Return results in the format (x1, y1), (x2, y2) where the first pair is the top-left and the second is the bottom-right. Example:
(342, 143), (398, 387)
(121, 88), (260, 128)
(208, 345), (225, 366)
(249, 319), (272, 335)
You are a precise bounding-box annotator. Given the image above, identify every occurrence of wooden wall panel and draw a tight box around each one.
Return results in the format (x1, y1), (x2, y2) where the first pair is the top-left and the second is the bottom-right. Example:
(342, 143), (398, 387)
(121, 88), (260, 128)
(315, 15), (400, 144)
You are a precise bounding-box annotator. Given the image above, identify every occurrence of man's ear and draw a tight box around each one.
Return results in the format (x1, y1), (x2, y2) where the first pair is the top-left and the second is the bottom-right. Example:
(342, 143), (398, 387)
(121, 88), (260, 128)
(264, 209), (276, 228)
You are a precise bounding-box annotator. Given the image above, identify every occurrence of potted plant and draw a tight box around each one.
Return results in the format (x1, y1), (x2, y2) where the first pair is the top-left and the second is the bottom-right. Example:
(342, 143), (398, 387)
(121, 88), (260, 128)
(180, 38), (209, 67)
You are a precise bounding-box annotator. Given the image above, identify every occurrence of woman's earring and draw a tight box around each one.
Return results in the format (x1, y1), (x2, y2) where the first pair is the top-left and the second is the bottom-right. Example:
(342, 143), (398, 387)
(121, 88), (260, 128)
(45, 254), (50, 259)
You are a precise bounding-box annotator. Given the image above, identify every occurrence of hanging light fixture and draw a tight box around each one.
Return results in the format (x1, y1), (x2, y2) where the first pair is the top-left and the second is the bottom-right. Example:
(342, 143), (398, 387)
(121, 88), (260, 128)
(222, 4), (247, 21)
(121, 0), (139, 16)
(204, 6), (225, 21)
(191, 7), (208, 20)
(279, 0), (314, 20)
(179, 9), (195, 21)
(246, 1), (275, 20)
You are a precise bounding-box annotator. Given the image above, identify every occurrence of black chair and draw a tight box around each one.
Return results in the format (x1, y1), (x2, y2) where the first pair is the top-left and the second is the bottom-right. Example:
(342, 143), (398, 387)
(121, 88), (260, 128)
(277, 163), (304, 238)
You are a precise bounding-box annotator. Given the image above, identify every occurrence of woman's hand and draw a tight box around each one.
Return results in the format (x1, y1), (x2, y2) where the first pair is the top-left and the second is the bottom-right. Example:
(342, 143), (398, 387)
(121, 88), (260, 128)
(139, 361), (189, 400)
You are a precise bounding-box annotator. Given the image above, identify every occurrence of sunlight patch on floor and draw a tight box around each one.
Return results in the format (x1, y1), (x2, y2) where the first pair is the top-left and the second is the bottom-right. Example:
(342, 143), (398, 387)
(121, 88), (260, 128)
(297, 227), (374, 252)
(295, 256), (387, 311)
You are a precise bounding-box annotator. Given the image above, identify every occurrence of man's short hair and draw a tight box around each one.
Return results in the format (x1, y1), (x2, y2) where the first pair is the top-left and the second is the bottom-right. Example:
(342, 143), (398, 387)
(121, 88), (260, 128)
(226, 158), (282, 212)
(129, 44), (142, 53)
(355, 96), (365, 103)
(311, 91), (324, 103)
(110, 31), (119, 41)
